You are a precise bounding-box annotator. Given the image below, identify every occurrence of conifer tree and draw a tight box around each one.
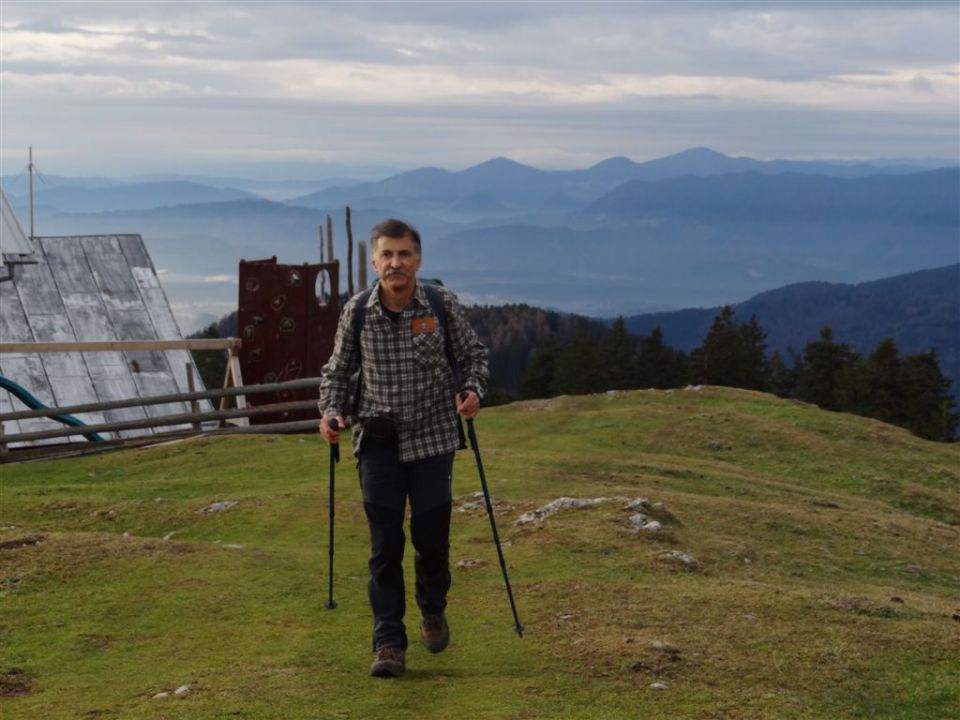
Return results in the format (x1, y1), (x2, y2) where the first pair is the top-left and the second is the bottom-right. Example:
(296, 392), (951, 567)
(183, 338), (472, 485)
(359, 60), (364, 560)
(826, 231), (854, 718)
(519, 344), (557, 399)
(690, 306), (767, 390)
(602, 317), (638, 390)
(552, 333), (604, 395)
(796, 327), (859, 410)
(861, 338), (907, 425)
(637, 327), (687, 389)
(900, 350), (958, 441)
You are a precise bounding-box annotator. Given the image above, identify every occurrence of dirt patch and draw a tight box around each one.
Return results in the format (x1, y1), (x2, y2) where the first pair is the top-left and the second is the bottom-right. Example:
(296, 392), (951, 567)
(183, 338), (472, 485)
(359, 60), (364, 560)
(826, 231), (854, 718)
(79, 634), (115, 650)
(827, 595), (899, 618)
(0, 534), (45, 550)
(0, 668), (34, 697)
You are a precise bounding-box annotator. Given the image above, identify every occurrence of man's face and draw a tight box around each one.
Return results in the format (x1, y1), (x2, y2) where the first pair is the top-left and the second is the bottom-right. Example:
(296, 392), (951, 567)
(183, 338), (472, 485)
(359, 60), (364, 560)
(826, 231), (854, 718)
(371, 234), (421, 294)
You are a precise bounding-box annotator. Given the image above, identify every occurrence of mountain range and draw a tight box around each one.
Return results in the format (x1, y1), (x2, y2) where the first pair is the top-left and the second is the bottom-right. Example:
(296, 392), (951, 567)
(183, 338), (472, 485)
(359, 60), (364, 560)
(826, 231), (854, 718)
(2, 147), (956, 334)
(620, 264), (959, 393)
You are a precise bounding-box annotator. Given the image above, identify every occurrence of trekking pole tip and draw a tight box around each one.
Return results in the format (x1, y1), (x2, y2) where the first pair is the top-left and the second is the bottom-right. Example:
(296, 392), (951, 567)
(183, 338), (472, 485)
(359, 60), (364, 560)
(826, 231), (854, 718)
(324, 599), (338, 610)
(515, 624), (524, 638)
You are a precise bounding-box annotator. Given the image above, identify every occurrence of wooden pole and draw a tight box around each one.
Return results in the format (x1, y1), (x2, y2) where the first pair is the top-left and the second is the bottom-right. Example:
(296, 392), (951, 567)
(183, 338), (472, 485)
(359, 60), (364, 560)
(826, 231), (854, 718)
(346, 206), (355, 297)
(186, 362), (201, 432)
(326, 215), (334, 266)
(358, 240), (368, 290)
(318, 224), (327, 299)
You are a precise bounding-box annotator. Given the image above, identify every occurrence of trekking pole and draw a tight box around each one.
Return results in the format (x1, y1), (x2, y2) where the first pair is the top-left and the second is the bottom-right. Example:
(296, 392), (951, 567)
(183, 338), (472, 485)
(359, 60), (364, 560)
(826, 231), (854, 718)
(324, 418), (340, 610)
(461, 394), (524, 638)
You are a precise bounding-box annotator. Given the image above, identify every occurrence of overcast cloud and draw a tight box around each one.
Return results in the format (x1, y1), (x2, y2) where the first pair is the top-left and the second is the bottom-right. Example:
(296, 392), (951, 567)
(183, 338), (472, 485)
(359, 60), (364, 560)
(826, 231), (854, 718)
(1, 1), (957, 176)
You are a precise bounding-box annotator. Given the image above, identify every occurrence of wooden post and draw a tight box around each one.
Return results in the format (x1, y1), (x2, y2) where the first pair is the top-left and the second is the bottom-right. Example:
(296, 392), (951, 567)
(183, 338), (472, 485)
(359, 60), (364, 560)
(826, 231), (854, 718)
(326, 215), (334, 266)
(186, 362), (201, 432)
(358, 240), (368, 290)
(219, 346), (249, 428)
(346, 205), (355, 297)
(318, 224), (327, 300)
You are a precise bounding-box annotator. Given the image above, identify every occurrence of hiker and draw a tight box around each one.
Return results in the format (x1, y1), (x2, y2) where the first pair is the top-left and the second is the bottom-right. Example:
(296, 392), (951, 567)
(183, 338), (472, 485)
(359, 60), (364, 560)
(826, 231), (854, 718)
(318, 218), (489, 678)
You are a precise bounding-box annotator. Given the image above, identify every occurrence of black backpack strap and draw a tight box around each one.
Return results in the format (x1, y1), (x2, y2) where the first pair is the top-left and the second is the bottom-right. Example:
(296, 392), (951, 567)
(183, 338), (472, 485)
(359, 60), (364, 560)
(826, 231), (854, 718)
(423, 284), (460, 388)
(350, 289), (375, 417)
(423, 284), (467, 449)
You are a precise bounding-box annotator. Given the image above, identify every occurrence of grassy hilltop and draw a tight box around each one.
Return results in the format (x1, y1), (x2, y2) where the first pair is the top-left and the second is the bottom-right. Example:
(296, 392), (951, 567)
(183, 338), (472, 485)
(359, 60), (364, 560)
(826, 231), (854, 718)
(1, 387), (958, 719)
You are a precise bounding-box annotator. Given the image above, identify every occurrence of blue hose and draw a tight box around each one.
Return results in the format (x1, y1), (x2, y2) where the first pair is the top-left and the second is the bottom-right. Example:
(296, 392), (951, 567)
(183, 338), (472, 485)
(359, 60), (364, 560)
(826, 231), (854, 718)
(0, 375), (105, 442)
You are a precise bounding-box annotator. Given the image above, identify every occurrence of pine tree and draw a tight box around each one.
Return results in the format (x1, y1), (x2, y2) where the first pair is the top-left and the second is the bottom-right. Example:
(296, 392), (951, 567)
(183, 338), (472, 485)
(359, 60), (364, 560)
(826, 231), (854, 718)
(519, 344), (557, 399)
(552, 333), (604, 395)
(796, 327), (859, 410)
(602, 317), (638, 390)
(766, 351), (796, 397)
(637, 327), (687, 389)
(690, 306), (767, 390)
(861, 338), (906, 425)
(900, 350), (958, 441)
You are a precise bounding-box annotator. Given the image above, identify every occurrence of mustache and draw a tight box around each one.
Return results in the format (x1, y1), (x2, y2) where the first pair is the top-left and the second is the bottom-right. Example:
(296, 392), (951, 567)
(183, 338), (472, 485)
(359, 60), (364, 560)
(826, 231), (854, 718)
(385, 268), (407, 276)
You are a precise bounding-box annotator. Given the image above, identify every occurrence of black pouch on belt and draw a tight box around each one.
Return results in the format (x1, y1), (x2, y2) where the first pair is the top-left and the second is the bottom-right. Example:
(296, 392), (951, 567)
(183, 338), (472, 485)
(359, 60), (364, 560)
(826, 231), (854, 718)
(362, 417), (397, 444)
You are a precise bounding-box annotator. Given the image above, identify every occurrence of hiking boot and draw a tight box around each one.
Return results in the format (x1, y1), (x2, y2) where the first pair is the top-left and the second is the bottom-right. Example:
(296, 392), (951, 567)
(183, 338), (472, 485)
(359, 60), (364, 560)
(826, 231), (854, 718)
(420, 612), (450, 653)
(370, 647), (405, 678)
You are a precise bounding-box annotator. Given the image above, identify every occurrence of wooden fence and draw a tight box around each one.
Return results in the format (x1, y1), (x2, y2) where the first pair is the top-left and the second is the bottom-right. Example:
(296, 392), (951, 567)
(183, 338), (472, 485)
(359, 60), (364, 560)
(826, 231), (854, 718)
(0, 339), (324, 463)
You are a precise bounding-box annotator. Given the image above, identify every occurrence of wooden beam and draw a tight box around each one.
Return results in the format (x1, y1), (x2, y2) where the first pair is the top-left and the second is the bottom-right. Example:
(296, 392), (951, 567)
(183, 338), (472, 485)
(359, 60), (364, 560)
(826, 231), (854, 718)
(0, 419), (326, 464)
(0, 339), (242, 354)
(3, 399), (320, 444)
(1, 377), (322, 422)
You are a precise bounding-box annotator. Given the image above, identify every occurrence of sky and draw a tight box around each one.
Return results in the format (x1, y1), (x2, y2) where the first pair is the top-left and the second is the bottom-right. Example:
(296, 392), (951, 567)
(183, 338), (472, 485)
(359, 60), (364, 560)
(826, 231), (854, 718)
(1, 0), (958, 178)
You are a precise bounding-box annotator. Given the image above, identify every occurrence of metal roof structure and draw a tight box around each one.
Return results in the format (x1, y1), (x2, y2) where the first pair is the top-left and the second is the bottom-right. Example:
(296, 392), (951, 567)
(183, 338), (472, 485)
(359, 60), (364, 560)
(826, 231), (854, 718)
(0, 233), (204, 446)
(0, 187), (36, 264)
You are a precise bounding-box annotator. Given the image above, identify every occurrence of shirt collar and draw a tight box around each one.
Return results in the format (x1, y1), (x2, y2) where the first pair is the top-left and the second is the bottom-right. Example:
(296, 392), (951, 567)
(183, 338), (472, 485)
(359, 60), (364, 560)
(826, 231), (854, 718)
(369, 281), (427, 313)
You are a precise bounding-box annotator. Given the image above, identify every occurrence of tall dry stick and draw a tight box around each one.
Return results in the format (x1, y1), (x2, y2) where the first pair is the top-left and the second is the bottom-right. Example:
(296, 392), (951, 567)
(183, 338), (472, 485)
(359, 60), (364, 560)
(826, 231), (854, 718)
(345, 206), (355, 297)
(358, 241), (368, 290)
(326, 215), (334, 265)
(318, 225), (327, 299)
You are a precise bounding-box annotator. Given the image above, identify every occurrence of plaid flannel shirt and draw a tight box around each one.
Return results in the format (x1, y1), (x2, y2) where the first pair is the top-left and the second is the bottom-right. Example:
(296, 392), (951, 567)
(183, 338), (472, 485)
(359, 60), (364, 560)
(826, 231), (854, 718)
(318, 282), (489, 463)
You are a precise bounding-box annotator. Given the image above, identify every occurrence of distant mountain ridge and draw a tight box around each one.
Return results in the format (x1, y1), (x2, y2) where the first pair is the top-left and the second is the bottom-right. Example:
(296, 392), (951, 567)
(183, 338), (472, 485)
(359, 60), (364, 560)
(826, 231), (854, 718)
(2, 180), (255, 214)
(581, 168), (959, 226)
(620, 264), (960, 392)
(288, 147), (956, 213)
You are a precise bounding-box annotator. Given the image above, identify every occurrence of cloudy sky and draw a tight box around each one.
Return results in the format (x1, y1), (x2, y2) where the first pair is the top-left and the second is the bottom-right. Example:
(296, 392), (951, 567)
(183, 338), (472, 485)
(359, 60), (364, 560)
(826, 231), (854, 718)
(2, 1), (958, 177)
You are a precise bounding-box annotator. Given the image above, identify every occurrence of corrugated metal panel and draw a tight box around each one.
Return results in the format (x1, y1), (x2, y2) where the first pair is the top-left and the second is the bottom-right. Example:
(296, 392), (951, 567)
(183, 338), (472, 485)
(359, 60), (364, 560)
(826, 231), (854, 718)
(1, 234), (208, 447)
(0, 187), (35, 260)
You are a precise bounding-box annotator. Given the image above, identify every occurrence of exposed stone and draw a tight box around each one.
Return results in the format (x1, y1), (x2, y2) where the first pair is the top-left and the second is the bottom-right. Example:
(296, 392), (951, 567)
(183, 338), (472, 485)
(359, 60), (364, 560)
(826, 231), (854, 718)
(201, 500), (238, 514)
(657, 550), (700, 570)
(455, 558), (486, 570)
(650, 682), (669, 690)
(706, 440), (733, 451)
(174, 684), (191, 696)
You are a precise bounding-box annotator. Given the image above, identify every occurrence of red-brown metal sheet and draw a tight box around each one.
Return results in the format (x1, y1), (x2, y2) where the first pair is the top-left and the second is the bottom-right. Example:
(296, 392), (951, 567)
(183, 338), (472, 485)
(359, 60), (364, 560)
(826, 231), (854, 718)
(238, 258), (340, 425)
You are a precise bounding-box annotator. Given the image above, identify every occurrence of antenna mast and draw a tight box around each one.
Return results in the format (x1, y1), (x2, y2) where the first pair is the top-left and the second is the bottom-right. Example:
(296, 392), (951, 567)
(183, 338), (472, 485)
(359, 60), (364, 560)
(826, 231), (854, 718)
(28, 147), (35, 240)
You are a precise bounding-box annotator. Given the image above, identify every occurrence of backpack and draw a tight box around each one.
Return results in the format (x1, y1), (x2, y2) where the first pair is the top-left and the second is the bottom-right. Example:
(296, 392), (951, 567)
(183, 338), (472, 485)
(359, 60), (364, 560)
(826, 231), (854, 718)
(348, 282), (466, 445)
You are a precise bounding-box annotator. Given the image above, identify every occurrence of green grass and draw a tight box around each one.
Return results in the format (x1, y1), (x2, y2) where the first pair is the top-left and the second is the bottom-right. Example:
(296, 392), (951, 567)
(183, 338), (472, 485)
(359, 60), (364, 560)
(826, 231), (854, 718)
(1, 387), (958, 719)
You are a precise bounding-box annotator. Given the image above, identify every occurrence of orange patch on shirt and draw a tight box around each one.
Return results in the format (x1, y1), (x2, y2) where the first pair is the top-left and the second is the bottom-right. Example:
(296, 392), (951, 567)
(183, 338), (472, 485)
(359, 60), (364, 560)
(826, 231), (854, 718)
(412, 316), (437, 334)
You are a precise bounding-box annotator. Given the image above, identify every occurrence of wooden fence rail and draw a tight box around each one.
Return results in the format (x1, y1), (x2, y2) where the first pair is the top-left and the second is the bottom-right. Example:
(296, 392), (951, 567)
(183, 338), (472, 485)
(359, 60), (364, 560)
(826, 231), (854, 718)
(3, 419), (323, 464)
(3, 399), (320, 444)
(0, 377), (322, 423)
(0, 338), (329, 462)
(0, 339), (242, 353)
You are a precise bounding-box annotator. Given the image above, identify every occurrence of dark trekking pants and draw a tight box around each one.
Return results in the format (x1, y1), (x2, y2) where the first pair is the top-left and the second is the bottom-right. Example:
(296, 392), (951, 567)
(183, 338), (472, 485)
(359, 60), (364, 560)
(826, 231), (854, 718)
(358, 437), (454, 651)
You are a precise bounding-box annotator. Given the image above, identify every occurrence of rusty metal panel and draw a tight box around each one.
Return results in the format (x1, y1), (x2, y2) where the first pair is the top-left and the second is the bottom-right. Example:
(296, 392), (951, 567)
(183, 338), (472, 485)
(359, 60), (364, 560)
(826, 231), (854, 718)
(238, 258), (339, 424)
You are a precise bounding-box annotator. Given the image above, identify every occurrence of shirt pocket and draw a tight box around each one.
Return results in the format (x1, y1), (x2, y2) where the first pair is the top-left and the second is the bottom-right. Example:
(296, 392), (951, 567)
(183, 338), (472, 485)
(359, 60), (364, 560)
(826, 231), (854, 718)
(412, 327), (445, 369)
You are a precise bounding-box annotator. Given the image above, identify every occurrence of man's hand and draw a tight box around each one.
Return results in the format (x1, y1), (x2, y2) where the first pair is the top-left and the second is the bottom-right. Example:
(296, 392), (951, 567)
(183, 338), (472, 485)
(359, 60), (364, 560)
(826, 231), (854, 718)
(456, 390), (480, 420)
(319, 415), (345, 444)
